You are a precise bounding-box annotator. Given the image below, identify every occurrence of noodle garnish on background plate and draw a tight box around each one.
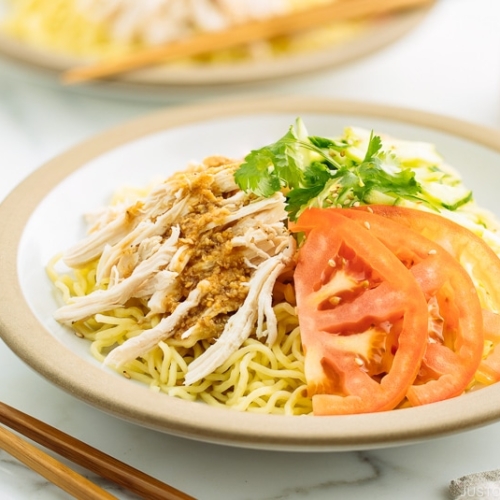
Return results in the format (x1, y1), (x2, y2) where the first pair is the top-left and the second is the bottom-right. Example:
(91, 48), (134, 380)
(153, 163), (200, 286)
(1, 0), (365, 65)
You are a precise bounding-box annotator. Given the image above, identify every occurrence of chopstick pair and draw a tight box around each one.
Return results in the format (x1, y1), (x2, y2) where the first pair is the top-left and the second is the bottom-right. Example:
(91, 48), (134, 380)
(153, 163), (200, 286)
(0, 401), (195, 500)
(62, 0), (435, 85)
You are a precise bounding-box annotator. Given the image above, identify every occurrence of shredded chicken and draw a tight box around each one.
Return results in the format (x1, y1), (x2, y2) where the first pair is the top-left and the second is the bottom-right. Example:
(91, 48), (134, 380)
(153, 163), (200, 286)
(75, 0), (288, 45)
(54, 157), (295, 383)
(184, 237), (295, 385)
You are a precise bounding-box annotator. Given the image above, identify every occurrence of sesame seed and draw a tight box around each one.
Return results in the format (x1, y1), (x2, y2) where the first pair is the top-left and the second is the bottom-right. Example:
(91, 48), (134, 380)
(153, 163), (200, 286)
(353, 201), (360, 207)
(428, 249), (437, 255)
(354, 357), (364, 367)
(329, 296), (341, 306)
(366, 206), (374, 213)
(328, 259), (336, 267)
(364, 221), (371, 230)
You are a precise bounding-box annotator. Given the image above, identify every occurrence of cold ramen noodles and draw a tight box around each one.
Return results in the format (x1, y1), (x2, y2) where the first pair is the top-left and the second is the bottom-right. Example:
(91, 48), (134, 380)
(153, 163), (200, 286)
(2, 0), (364, 64)
(48, 122), (500, 416)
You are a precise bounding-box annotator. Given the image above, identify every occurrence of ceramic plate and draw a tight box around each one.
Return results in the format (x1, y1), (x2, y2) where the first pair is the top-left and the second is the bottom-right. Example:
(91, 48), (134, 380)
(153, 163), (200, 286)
(0, 6), (430, 88)
(1, 97), (500, 452)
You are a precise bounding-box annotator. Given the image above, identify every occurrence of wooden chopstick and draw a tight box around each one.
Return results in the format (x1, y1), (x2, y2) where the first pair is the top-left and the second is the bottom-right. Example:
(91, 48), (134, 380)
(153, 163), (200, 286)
(0, 401), (195, 500)
(61, 0), (434, 85)
(0, 424), (118, 499)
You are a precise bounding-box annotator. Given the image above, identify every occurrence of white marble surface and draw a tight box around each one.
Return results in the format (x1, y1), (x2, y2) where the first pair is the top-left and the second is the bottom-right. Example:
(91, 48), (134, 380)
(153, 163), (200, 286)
(0, 0), (500, 498)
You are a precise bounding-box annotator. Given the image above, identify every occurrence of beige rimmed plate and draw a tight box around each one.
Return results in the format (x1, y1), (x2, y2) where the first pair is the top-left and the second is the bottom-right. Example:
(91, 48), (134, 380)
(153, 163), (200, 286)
(0, 5), (430, 88)
(1, 96), (500, 452)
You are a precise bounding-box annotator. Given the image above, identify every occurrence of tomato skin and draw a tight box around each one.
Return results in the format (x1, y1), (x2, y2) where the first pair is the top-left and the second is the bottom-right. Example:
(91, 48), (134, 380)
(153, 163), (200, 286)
(338, 208), (484, 406)
(362, 204), (500, 312)
(359, 205), (500, 386)
(290, 209), (429, 415)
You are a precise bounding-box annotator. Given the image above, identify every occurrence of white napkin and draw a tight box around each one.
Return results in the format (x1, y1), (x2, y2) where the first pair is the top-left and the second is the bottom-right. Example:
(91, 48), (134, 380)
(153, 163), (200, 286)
(450, 470), (500, 499)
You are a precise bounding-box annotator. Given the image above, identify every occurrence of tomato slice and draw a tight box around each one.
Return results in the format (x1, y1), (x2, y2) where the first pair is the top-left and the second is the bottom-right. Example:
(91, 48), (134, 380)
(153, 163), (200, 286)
(338, 208), (484, 406)
(363, 205), (500, 313)
(361, 205), (500, 386)
(290, 209), (429, 415)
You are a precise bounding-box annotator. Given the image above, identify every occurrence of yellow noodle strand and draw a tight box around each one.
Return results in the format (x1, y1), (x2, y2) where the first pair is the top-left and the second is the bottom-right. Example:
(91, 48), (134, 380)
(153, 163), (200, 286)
(47, 250), (313, 415)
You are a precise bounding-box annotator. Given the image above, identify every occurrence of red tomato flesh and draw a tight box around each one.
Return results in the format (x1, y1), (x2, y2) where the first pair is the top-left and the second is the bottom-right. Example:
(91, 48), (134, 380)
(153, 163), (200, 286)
(338, 208), (484, 406)
(360, 205), (500, 387)
(362, 205), (500, 312)
(290, 209), (429, 415)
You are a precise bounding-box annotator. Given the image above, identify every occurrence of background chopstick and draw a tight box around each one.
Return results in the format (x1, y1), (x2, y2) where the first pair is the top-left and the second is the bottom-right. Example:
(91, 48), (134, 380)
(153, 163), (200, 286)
(62, 0), (434, 84)
(0, 424), (118, 500)
(0, 402), (195, 500)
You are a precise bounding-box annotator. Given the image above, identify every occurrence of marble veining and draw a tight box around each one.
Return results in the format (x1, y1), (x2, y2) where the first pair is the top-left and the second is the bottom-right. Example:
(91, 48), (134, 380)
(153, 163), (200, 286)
(0, 448), (141, 499)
